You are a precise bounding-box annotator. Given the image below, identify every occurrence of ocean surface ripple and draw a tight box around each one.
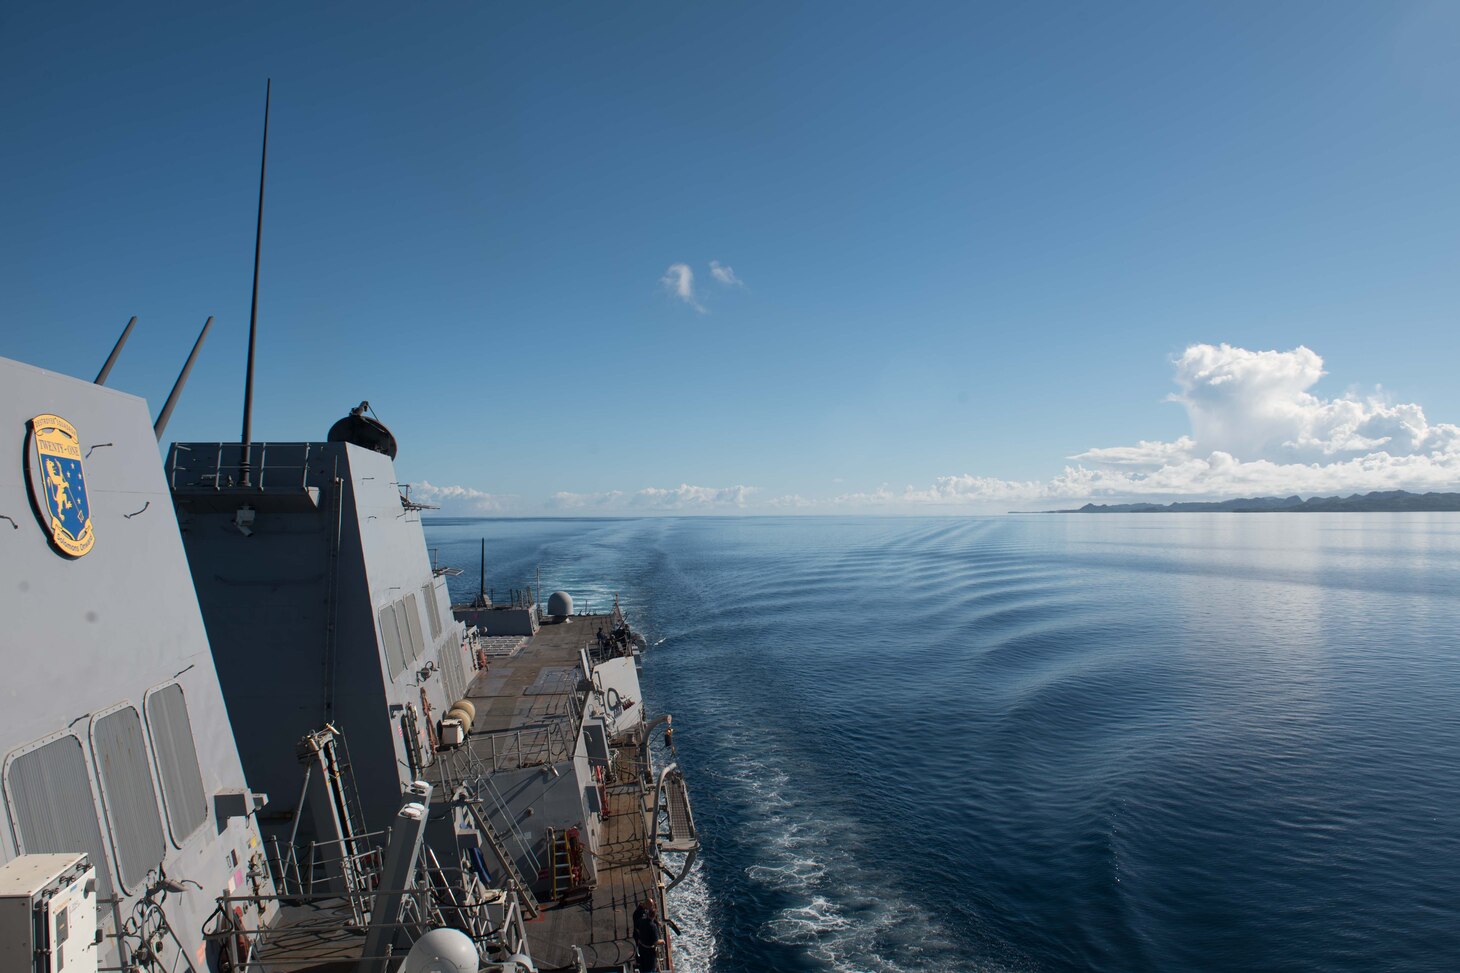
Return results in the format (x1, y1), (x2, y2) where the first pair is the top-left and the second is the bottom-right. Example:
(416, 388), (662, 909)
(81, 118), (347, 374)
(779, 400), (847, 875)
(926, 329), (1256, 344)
(425, 514), (1460, 972)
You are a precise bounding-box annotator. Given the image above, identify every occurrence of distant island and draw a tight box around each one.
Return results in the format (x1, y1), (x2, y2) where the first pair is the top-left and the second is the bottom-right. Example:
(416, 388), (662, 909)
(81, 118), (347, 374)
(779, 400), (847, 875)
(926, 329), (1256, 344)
(1038, 490), (1460, 513)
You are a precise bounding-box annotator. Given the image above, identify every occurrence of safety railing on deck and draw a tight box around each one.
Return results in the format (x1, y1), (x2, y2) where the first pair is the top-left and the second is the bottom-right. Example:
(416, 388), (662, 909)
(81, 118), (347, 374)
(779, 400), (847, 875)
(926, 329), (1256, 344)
(449, 718), (579, 773)
(208, 868), (535, 973)
(168, 441), (321, 492)
(265, 827), (389, 921)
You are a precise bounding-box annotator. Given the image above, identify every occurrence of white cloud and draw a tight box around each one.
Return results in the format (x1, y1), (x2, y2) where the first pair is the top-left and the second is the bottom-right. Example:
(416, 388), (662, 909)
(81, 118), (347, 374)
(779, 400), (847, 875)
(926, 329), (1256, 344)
(1071, 437), (1196, 469)
(831, 476), (1048, 508)
(709, 261), (742, 287)
(832, 343), (1460, 508)
(416, 344), (1459, 515)
(549, 483), (757, 512)
(660, 263), (705, 313)
(1162, 343), (1459, 462)
(411, 480), (510, 512)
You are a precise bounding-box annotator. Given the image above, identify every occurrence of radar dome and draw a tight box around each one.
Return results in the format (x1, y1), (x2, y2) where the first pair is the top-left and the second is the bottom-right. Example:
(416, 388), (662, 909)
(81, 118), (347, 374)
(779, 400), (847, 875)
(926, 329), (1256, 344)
(402, 928), (477, 973)
(327, 401), (398, 459)
(547, 591), (573, 617)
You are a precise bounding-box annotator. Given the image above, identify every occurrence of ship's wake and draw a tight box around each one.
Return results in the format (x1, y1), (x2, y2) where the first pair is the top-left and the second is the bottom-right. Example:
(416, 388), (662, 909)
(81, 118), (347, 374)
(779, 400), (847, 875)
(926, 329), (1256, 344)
(712, 732), (1017, 973)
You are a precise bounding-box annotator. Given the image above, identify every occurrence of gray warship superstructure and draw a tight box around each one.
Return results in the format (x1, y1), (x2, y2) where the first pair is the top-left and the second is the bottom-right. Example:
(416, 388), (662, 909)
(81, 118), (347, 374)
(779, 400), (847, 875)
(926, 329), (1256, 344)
(164, 431), (470, 850)
(166, 416), (699, 972)
(3, 350), (551, 973)
(0, 355), (275, 972)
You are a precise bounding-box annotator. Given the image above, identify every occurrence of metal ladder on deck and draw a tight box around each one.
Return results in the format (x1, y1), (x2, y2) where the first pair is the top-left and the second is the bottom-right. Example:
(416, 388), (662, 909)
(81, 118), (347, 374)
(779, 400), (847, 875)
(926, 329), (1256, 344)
(464, 800), (541, 918)
(547, 828), (575, 900)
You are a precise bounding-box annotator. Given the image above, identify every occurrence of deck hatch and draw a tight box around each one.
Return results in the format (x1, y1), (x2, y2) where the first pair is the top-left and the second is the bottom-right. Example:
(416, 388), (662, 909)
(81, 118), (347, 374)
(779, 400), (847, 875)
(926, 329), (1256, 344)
(92, 707), (166, 890)
(145, 684), (207, 844)
(4, 734), (115, 903)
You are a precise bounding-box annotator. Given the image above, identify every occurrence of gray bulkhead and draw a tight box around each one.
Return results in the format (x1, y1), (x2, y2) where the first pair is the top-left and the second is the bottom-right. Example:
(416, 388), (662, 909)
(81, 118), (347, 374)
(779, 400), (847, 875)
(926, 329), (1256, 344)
(0, 356), (275, 969)
(167, 440), (471, 840)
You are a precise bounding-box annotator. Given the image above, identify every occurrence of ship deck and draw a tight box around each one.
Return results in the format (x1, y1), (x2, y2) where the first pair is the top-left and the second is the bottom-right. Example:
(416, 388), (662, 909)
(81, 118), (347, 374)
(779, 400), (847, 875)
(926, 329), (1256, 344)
(447, 613), (663, 972)
(466, 614), (596, 739)
(529, 778), (660, 971)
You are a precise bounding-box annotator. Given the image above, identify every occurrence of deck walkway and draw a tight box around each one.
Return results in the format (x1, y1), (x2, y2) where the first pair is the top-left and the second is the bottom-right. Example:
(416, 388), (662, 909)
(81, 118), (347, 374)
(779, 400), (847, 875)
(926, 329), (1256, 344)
(438, 613), (663, 971)
(527, 772), (658, 970)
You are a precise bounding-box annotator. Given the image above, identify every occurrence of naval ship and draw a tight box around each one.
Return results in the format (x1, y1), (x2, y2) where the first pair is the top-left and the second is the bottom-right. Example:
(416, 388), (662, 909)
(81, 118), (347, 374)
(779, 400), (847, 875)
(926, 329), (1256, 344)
(1, 92), (697, 973)
(2, 328), (699, 973)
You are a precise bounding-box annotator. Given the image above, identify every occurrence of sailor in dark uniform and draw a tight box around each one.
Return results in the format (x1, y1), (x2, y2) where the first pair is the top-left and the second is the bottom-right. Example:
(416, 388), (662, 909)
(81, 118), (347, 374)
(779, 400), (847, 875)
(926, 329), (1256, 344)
(633, 896), (662, 971)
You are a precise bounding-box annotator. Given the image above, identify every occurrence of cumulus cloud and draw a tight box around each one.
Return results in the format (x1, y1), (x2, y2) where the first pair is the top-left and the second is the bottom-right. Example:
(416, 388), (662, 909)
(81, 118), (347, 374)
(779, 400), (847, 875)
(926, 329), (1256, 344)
(549, 483), (757, 512)
(1163, 343), (1458, 462)
(835, 343), (1460, 508)
(411, 480), (510, 512)
(709, 261), (742, 287)
(660, 263), (704, 313)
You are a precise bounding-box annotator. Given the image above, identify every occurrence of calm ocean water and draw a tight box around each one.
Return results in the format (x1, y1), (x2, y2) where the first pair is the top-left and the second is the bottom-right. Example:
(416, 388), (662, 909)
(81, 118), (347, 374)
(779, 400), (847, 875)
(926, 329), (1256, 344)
(423, 514), (1460, 973)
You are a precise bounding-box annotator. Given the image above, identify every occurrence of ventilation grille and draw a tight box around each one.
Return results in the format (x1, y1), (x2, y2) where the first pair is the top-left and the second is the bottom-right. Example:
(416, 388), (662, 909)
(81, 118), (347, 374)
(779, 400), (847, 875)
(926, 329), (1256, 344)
(145, 684), (207, 844)
(380, 603), (407, 678)
(93, 707), (165, 890)
(5, 735), (115, 903)
(422, 582), (443, 641)
(403, 593), (426, 662)
(440, 638), (465, 703)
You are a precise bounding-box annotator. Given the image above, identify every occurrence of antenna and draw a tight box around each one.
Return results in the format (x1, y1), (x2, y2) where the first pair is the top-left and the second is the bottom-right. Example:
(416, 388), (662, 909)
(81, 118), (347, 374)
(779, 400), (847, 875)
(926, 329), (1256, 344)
(95, 316), (137, 385)
(480, 538), (486, 602)
(241, 78), (271, 475)
(154, 317), (215, 442)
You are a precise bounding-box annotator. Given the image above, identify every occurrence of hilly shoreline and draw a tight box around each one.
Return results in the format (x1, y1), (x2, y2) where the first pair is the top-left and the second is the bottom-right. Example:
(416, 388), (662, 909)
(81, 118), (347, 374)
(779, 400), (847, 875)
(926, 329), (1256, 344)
(1030, 490), (1460, 514)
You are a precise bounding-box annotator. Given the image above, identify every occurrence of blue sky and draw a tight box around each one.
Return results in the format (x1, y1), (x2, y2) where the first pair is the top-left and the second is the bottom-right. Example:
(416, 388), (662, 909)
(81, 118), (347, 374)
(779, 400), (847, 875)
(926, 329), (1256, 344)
(4, 2), (1459, 512)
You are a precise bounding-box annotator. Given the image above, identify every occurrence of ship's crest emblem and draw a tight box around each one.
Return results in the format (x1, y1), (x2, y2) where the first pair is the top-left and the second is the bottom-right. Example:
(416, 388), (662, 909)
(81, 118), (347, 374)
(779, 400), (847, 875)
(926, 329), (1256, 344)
(29, 414), (94, 557)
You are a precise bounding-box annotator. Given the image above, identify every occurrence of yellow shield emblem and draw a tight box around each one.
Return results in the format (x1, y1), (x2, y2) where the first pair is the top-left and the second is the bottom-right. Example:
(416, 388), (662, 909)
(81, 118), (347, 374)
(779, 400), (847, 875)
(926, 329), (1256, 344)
(29, 414), (95, 557)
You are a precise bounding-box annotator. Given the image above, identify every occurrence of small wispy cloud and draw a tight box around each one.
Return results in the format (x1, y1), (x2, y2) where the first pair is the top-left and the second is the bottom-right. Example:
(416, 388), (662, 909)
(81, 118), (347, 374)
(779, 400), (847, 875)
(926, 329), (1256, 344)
(660, 263), (705, 313)
(709, 261), (743, 287)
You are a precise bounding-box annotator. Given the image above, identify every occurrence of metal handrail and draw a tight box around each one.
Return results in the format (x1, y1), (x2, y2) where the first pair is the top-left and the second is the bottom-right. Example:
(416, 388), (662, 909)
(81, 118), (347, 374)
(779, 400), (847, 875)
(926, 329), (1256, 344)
(168, 441), (316, 491)
(473, 718), (576, 771)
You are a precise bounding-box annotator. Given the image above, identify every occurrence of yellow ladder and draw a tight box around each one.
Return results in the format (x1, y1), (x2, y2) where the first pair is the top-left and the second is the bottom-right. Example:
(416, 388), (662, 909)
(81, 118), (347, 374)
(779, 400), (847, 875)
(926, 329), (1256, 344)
(548, 828), (574, 900)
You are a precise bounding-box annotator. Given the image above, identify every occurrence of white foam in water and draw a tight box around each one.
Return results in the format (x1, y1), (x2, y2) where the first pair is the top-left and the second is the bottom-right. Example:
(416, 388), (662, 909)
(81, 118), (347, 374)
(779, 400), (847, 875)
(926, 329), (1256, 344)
(665, 853), (717, 973)
(721, 745), (989, 973)
(651, 736), (720, 973)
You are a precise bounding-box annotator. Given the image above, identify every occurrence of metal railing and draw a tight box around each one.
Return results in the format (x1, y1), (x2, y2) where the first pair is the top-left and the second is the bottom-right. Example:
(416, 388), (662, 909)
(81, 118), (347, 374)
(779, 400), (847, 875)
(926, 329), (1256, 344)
(463, 718), (579, 772)
(168, 441), (320, 492)
(208, 858), (537, 972)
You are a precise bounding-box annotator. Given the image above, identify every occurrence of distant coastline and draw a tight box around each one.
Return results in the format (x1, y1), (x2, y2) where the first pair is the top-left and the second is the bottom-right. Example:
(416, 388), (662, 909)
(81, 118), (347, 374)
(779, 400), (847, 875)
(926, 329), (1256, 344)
(1027, 490), (1460, 514)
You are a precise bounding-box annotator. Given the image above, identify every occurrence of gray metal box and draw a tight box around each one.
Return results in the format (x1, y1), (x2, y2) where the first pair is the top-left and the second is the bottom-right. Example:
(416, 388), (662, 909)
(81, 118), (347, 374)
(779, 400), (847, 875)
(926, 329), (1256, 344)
(0, 854), (97, 973)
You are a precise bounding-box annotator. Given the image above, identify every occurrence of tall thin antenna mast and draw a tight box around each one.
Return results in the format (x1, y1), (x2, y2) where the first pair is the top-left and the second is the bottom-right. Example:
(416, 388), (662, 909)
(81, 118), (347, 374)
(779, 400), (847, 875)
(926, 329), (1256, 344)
(241, 78), (271, 470)
(155, 317), (215, 441)
(480, 538), (487, 602)
(95, 316), (137, 385)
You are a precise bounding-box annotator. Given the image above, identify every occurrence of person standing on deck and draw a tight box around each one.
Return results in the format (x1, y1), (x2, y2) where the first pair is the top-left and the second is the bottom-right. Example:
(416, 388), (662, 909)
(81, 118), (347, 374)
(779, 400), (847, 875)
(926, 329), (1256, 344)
(633, 897), (662, 971)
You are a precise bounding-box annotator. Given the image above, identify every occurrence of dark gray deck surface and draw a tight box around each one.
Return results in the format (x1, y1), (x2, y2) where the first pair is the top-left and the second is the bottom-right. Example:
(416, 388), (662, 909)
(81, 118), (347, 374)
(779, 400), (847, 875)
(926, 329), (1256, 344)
(528, 778), (659, 971)
(252, 901), (363, 972)
(466, 615), (593, 737)
(450, 614), (662, 971)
